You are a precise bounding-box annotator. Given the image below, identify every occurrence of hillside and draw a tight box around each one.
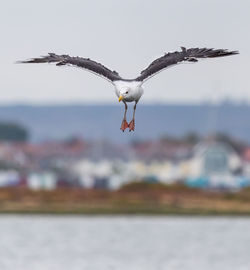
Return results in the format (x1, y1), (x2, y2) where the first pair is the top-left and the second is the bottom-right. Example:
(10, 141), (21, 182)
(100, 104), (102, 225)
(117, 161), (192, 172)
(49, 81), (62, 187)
(0, 103), (249, 143)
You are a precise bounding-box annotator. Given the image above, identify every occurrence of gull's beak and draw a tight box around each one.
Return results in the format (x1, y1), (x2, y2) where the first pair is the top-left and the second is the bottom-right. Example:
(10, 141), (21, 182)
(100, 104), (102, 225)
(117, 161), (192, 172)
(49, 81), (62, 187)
(118, 95), (124, 102)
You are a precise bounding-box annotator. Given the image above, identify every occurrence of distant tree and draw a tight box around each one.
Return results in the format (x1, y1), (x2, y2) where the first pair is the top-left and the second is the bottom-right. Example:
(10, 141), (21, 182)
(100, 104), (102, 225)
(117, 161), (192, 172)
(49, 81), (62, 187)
(183, 132), (200, 144)
(205, 133), (246, 153)
(64, 136), (83, 145)
(0, 122), (29, 142)
(160, 135), (182, 145)
(216, 133), (247, 153)
(160, 132), (200, 145)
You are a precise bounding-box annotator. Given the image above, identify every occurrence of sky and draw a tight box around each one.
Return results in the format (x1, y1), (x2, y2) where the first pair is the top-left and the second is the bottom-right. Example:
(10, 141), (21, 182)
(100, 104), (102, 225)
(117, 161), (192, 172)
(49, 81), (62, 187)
(0, 0), (249, 104)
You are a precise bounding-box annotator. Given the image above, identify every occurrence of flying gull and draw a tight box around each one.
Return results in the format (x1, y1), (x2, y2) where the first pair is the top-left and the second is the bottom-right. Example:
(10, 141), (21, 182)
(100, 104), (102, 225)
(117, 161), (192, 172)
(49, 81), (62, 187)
(19, 47), (238, 132)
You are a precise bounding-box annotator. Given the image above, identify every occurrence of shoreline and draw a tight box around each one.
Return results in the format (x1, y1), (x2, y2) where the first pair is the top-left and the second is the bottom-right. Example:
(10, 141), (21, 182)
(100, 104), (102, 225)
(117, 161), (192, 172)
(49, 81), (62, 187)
(0, 184), (250, 216)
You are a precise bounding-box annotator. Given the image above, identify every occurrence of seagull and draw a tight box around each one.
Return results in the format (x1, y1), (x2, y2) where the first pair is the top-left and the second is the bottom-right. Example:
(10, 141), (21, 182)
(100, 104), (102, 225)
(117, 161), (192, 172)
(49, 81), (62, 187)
(19, 47), (238, 132)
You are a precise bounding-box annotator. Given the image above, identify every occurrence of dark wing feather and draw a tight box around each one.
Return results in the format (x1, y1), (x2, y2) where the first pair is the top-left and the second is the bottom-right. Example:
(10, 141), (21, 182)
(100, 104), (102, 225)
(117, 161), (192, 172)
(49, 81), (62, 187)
(18, 53), (122, 82)
(135, 47), (239, 82)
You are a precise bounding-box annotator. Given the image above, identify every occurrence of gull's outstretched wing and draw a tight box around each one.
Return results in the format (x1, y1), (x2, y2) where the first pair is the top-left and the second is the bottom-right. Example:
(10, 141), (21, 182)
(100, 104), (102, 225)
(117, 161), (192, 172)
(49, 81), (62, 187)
(18, 53), (122, 83)
(135, 47), (239, 82)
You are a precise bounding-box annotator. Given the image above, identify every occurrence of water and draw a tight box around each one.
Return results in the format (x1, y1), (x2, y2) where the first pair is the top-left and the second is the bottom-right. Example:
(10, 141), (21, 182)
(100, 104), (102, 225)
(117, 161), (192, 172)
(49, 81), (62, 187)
(0, 216), (249, 270)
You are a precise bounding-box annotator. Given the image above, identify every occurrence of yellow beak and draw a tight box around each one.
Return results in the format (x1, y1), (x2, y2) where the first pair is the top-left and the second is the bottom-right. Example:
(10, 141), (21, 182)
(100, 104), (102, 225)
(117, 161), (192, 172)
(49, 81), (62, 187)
(118, 95), (124, 102)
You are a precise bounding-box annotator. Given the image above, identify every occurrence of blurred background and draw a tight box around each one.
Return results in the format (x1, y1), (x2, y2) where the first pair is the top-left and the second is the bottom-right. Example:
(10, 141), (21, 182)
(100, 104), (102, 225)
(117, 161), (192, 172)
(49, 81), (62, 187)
(0, 1), (250, 270)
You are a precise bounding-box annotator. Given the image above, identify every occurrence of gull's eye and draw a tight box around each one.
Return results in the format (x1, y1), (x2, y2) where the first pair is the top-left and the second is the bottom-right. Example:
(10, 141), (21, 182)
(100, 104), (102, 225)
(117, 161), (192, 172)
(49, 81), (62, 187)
(125, 91), (128, 94)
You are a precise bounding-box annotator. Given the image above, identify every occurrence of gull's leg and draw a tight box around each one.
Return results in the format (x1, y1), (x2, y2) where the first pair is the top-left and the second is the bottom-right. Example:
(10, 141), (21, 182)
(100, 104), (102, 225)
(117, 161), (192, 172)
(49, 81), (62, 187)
(120, 101), (129, 132)
(129, 102), (137, 132)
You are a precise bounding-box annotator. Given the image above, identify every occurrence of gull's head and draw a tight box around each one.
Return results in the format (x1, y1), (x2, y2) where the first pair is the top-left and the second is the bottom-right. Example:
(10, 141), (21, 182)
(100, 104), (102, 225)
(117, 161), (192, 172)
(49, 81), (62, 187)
(118, 88), (130, 102)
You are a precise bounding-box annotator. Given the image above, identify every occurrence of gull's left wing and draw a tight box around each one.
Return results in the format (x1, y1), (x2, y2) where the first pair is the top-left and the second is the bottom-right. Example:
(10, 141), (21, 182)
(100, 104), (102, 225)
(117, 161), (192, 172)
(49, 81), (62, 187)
(135, 47), (239, 82)
(18, 53), (122, 83)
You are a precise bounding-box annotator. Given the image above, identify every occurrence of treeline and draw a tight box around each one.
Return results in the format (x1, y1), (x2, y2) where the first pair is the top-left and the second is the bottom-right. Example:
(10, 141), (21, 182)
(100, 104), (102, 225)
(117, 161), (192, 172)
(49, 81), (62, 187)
(132, 132), (247, 153)
(0, 122), (29, 142)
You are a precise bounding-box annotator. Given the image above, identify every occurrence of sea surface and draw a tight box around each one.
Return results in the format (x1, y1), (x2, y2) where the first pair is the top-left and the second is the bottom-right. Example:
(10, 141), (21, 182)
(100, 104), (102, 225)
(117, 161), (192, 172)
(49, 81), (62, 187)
(0, 215), (249, 270)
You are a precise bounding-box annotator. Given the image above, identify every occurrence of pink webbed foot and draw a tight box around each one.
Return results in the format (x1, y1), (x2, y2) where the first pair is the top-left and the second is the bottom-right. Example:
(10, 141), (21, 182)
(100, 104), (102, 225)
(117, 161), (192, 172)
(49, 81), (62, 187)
(128, 119), (135, 132)
(120, 119), (129, 132)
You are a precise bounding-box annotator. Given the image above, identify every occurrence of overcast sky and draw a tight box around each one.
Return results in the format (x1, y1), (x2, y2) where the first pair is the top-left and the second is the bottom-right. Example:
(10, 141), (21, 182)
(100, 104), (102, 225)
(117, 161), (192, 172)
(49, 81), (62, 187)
(0, 0), (249, 104)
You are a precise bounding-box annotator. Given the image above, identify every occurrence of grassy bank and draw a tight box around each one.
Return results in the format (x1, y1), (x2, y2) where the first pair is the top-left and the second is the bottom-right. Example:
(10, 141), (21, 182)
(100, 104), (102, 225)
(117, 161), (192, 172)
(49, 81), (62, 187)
(0, 183), (250, 215)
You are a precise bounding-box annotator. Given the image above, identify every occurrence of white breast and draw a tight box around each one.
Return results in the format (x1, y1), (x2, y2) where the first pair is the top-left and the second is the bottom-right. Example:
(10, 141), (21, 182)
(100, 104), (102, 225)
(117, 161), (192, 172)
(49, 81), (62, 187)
(113, 80), (144, 102)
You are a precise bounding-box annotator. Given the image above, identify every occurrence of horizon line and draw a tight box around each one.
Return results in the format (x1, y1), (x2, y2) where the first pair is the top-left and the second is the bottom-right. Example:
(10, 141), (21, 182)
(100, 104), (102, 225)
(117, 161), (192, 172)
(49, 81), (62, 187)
(0, 99), (249, 107)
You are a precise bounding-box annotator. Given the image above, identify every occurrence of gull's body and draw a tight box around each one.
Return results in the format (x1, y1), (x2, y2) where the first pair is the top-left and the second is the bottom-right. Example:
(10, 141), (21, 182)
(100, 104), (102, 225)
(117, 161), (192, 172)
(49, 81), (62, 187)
(19, 47), (238, 131)
(114, 80), (144, 103)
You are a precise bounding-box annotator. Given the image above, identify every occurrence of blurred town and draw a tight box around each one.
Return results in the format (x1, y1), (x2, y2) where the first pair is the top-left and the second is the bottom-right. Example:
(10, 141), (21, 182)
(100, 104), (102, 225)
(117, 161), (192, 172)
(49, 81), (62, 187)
(1, 120), (250, 192)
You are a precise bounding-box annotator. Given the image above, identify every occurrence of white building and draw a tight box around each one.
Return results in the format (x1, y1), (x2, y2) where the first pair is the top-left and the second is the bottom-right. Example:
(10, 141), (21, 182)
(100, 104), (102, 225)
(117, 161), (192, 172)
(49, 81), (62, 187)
(185, 142), (244, 188)
(27, 172), (57, 190)
(0, 170), (20, 187)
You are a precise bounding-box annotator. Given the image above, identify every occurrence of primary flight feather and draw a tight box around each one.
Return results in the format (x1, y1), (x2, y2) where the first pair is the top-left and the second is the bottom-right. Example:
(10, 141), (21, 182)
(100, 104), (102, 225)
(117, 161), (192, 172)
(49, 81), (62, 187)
(19, 47), (238, 132)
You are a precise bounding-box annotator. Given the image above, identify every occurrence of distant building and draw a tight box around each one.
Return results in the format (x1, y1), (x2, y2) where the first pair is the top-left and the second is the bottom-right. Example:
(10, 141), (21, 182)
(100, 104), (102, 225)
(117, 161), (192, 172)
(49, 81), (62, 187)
(186, 142), (250, 189)
(27, 172), (57, 190)
(0, 170), (20, 187)
(1, 137), (250, 191)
